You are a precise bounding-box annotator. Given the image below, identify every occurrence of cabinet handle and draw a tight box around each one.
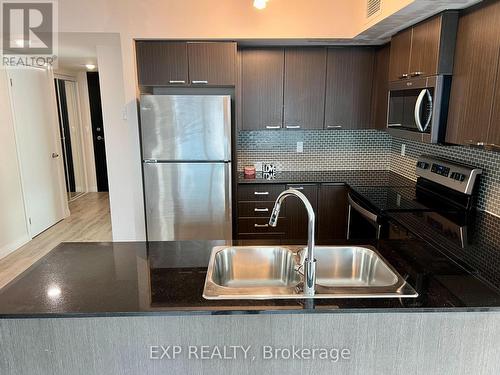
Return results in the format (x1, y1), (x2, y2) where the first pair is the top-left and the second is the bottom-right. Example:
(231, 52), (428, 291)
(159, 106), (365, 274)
(327, 125), (342, 129)
(289, 186), (304, 190)
(410, 72), (423, 77)
(254, 208), (269, 212)
(265, 125), (281, 129)
(254, 191), (269, 195)
(254, 224), (269, 228)
(399, 73), (409, 79)
(286, 125), (301, 129)
(169, 80), (185, 84)
(192, 80), (208, 84)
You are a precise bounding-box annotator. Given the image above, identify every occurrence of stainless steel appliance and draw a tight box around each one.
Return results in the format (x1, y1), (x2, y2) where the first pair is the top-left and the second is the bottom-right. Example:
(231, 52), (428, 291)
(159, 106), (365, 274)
(347, 155), (482, 240)
(387, 75), (452, 143)
(140, 95), (232, 241)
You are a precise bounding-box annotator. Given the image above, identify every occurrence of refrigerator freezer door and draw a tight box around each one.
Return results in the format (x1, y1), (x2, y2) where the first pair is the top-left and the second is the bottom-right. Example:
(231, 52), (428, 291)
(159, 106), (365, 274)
(144, 162), (232, 241)
(140, 95), (231, 161)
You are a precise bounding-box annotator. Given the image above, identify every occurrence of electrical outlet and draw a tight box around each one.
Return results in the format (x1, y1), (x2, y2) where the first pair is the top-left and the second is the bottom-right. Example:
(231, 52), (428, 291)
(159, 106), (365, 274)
(401, 144), (406, 156)
(296, 141), (303, 153)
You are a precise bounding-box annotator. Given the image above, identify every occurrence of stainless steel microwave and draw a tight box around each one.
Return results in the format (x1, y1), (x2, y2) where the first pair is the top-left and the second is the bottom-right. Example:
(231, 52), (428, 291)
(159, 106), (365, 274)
(387, 75), (452, 143)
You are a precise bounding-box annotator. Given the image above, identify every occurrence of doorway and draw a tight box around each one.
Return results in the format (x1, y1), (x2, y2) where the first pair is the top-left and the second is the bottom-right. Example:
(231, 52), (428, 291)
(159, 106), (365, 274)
(54, 77), (87, 200)
(87, 72), (109, 192)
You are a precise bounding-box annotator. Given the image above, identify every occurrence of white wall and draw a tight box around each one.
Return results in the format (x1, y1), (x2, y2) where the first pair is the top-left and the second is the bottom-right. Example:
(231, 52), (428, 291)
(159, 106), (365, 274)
(0, 69), (30, 258)
(96, 44), (143, 241)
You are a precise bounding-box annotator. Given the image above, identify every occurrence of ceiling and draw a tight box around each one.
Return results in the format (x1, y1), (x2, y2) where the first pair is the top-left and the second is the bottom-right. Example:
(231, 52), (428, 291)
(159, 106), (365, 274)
(56, 32), (120, 73)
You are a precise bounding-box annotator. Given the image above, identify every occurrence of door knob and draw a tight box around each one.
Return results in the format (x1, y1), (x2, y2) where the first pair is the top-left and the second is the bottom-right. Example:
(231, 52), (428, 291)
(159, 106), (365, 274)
(51, 153), (59, 158)
(97, 136), (103, 141)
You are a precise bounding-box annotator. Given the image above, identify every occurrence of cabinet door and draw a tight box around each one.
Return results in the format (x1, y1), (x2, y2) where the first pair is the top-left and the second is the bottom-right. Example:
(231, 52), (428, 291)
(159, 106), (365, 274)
(446, 1), (500, 145)
(317, 184), (348, 243)
(136, 41), (188, 86)
(371, 44), (391, 130)
(241, 49), (284, 130)
(324, 48), (375, 130)
(284, 48), (327, 129)
(284, 184), (318, 244)
(388, 28), (412, 81)
(408, 15), (441, 78)
(487, 48), (500, 146)
(187, 42), (237, 86)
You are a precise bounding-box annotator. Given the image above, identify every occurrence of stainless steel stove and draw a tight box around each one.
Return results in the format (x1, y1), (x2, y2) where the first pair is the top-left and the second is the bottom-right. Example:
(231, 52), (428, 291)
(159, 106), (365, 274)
(347, 155), (482, 240)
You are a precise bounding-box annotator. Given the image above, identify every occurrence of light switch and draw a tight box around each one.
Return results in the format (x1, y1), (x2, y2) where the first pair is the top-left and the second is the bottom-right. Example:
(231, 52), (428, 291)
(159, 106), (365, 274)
(296, 141), (303, 153)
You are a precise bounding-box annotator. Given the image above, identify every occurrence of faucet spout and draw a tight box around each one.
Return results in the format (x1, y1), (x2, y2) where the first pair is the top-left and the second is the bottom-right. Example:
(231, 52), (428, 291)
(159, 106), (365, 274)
(269, 189), (316, 296)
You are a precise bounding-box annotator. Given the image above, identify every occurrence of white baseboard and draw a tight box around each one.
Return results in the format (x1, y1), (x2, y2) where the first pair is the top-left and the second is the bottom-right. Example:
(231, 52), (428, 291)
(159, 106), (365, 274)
(0, 235), (31, 260)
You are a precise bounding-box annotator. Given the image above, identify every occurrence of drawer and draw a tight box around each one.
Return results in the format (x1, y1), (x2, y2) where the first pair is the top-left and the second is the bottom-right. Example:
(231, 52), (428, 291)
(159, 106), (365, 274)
(237, 217), (288, 234)
(237, 184), (286, 201)
(238, 201), (286, 217)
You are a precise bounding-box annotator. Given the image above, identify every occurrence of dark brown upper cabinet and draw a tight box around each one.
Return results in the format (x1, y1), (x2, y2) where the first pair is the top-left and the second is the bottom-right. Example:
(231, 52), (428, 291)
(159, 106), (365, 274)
(240, 49), (284, 130)
(371, 44), (391, 130)
(136, 41), (189, 86)
(388, 28), (412, 81)
(187, 42), (237, 86)
(388, 12), (458, 81)
(284, 48), (327, 130)
(324, 48), (375, 130)
(446, 1), (500, 147)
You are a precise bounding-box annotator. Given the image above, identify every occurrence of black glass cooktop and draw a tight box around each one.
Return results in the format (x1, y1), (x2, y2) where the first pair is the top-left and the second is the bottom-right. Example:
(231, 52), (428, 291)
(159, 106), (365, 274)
(349, 186), (431, 212)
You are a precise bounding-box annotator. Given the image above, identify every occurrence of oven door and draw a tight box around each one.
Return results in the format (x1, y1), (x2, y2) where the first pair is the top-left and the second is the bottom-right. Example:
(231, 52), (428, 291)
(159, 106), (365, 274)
(347, 193), (383, 240)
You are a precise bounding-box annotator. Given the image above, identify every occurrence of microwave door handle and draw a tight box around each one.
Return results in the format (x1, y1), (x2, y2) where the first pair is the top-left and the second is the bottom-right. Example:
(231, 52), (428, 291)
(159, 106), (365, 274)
(414, 89), (426, 132)
(422, 89), (433, 132)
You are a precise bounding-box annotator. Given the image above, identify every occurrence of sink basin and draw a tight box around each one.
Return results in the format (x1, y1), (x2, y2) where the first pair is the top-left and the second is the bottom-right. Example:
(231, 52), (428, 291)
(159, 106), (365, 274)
(203, 245), (417, 300)
(314, 246), (398, 287)
(212, 246), (300, 288)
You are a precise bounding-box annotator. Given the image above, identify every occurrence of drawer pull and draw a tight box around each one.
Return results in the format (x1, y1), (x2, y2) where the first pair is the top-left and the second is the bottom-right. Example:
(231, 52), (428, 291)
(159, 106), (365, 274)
(289, 186), (304, 190)
(254, 224), (269, 228)
(286, 125), (301, 129)
(169, 80), (185, 84)
(254, 208), (269, 212)
(254, 191), (269, 195)
(192, 80), (208, 84)
(327, 125), (342, 129)
(265, 125), (281, 129)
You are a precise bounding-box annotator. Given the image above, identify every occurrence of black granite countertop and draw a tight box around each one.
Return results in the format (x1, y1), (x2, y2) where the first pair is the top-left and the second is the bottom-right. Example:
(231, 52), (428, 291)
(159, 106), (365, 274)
(237, 170), (416, 188)
(0, 235), (499, 318)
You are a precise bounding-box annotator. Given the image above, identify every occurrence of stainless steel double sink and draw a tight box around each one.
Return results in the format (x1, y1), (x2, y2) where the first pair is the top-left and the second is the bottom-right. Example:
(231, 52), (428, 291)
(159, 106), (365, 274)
(203, 245), (418, 299)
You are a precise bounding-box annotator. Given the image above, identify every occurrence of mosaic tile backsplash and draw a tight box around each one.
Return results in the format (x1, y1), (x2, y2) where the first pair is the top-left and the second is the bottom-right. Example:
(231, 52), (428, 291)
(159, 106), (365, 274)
(237, 129), (500, 216)
(237, 130), (391, 172)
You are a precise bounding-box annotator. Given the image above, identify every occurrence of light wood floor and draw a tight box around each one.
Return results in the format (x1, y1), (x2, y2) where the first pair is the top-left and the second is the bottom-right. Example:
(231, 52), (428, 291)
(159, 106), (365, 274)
(0, 192), (112, 290)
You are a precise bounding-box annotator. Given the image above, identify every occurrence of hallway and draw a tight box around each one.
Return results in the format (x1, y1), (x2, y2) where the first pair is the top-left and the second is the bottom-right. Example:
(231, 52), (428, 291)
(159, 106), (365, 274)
(0, 193), (111, 290)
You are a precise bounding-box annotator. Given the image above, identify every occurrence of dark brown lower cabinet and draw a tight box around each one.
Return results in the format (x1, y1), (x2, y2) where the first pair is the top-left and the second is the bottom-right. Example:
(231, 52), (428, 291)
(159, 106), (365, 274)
(317, 184), (349, 244)
(236, 183), (349, 244)
(283, 184), (318, 244)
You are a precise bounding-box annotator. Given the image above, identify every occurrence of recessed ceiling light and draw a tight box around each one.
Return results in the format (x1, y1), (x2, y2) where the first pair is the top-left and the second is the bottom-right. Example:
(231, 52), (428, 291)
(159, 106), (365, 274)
(85, 64), (96, 70)
(253, 0), (268, 10)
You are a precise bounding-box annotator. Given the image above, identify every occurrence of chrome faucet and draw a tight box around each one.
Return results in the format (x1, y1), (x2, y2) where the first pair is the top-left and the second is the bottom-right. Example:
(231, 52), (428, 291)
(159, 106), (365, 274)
(269, 189), (316, 296)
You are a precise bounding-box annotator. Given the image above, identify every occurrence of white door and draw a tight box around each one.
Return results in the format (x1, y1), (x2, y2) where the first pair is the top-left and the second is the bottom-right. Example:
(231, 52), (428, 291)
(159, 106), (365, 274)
(8, 67), (66, 237)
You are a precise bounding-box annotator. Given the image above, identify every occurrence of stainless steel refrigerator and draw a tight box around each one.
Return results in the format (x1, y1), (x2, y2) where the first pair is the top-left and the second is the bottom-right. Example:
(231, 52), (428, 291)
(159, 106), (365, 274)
(140, 95), (232, 241)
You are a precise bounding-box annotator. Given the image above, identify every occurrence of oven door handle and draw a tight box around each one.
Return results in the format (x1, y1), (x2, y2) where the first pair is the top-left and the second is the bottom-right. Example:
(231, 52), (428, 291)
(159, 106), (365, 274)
(348, 193), (379, 224)
(414, 89), (433, 132)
